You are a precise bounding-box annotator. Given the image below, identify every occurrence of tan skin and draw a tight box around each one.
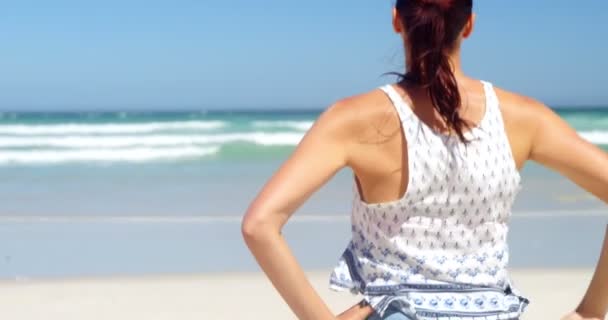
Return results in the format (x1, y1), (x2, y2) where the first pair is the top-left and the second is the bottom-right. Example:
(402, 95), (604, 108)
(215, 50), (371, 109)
(242, 8), (608, 320)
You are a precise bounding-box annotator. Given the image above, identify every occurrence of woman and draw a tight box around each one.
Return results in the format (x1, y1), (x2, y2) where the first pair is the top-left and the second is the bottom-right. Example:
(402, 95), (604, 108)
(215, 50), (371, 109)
(241, 0), (608, 319)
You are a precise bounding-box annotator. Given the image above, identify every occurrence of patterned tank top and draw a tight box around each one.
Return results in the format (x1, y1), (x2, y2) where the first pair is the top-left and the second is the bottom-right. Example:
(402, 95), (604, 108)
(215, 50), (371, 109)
(330, 81), (530, 319)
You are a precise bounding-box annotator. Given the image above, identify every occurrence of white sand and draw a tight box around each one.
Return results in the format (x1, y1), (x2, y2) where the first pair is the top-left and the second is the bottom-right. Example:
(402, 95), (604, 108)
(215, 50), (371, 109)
(0, 269), (600, 319)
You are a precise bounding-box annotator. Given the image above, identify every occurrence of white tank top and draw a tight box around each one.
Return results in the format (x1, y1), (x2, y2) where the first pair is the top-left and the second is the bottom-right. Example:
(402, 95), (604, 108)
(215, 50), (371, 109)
(330, 81), (529, 318)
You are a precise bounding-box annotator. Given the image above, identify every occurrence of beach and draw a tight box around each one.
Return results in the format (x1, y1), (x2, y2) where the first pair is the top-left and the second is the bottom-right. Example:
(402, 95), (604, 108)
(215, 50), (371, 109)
(0, 215), (606, 319)
(0, 269), (596, 319)
(2, 0), (608, 317)
(0, 111), (606, 319)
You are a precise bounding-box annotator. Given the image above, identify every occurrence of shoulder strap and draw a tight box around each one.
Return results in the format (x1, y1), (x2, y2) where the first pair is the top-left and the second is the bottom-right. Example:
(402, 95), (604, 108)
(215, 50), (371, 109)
(481, 80), (500, 113)
(379, 84), (413, 123)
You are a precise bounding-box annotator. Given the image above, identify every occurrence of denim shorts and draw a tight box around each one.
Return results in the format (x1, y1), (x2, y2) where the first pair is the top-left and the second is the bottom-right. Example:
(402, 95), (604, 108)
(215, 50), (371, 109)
(366, 304), (414, 320)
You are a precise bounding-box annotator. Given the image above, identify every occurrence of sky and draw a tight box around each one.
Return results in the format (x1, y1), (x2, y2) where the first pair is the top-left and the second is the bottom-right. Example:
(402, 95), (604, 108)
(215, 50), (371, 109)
(1, 0), (607, 111)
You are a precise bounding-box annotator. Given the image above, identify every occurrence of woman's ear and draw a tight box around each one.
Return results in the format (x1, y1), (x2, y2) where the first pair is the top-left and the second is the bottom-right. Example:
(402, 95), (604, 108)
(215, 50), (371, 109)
(462, 13), (476, 38)
(392, 7), (403, 34)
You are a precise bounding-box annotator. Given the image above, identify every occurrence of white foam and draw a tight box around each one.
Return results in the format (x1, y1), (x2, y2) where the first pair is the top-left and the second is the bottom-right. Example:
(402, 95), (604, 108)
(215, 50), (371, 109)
(0, 129), (600, 150)
(0, 132), (304, 148)
(0, 146), (219, 164)
(252, 121), (313, 131)
(0, 121), (226, 135)
(579, 130), (608, 145)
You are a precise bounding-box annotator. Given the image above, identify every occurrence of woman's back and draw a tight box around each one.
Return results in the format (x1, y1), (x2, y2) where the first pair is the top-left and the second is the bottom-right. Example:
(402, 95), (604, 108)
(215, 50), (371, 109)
(329, 78), (530, 318)
(346, 77), (510, 206)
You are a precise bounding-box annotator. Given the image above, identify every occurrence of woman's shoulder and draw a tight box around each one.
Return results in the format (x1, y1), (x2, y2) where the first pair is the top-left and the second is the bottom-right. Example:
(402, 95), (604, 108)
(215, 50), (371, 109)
(490, 84), (563, 142)
(492, 84), (553, 120)
(315, 86), (403, 144)
(491, 84), (573, 163)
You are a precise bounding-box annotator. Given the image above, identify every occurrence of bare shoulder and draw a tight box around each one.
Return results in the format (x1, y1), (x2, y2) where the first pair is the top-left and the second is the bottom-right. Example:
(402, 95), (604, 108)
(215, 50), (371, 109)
(491, 85), (566, 164)
(494, 85), (577, 135)
(493, 86), (551, 123)
(315, 87), (401, 146)
(492, 85), (584, 166)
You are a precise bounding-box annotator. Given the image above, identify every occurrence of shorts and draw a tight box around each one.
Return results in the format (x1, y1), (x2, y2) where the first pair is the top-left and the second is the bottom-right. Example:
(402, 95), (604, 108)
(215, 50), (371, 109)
(366, 304), (414, 320)
(365, 301), (521, 320)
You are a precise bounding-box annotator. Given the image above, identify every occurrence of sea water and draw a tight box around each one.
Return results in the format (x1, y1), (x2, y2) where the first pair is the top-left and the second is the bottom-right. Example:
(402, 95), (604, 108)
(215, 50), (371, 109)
(0, 109), (606, 278)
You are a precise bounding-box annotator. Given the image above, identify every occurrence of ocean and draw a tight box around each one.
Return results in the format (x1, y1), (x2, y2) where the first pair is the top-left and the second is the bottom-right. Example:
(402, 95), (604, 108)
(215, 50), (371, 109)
(1, 108), (606, 165)
(0, 108), (607, 279)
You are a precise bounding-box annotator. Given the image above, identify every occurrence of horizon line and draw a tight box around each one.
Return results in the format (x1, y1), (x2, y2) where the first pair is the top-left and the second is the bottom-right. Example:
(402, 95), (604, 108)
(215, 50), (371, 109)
(1, 105), (608, 114)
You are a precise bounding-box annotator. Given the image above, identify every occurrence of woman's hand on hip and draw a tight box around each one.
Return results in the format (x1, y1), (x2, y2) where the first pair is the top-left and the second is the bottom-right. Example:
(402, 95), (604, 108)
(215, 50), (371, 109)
(336, 300), (375, 320)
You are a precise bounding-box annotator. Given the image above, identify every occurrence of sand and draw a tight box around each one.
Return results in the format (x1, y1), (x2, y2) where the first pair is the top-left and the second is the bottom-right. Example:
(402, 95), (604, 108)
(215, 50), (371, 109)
(0, 269), (601, 319)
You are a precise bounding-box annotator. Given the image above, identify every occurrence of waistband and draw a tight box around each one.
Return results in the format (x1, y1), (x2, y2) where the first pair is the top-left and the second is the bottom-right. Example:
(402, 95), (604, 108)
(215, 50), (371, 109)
(363, 286), (529, 319)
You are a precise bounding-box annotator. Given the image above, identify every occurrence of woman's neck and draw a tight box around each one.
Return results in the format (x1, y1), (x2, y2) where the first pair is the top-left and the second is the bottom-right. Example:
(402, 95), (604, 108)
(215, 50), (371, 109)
(404, 50), (465, 80)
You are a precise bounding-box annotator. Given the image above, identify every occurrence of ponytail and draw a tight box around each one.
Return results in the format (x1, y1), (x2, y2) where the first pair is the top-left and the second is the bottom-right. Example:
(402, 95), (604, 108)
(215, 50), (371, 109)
(395, 0), (473, 142)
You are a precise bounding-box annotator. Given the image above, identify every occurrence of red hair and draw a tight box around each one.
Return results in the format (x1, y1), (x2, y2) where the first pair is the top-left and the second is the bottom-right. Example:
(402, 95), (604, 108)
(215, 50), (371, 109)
(395, 0), (473, 142)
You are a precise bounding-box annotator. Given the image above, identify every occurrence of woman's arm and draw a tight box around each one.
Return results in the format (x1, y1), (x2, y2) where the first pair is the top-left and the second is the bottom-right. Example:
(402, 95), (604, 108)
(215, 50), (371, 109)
(527, 102), (608, 319)
(575, 226), (608, 319)
(241, 102), (372, 320)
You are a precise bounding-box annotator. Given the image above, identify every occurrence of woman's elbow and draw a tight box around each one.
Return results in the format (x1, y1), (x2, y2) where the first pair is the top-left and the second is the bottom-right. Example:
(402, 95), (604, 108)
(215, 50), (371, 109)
(241, 211), (275, 243)
(241, 214), (259, 242)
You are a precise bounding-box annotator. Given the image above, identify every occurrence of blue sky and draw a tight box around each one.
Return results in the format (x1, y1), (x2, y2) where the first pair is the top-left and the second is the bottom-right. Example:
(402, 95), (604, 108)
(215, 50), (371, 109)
(1, 0), (607, 110)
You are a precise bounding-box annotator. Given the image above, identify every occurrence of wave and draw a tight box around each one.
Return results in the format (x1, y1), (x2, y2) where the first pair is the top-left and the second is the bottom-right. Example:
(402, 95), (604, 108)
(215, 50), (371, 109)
(0, 130), (603, 149)
(0, 132), (304, 148)
(252, 121), (313, 131)
(0, 121), (226, 135)
(0, 147), (219, 164)
(579, 131), (608, 145)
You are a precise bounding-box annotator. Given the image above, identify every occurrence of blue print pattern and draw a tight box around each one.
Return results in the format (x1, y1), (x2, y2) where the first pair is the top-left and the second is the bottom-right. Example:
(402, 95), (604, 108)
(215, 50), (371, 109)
(329, 81), (530, 319)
